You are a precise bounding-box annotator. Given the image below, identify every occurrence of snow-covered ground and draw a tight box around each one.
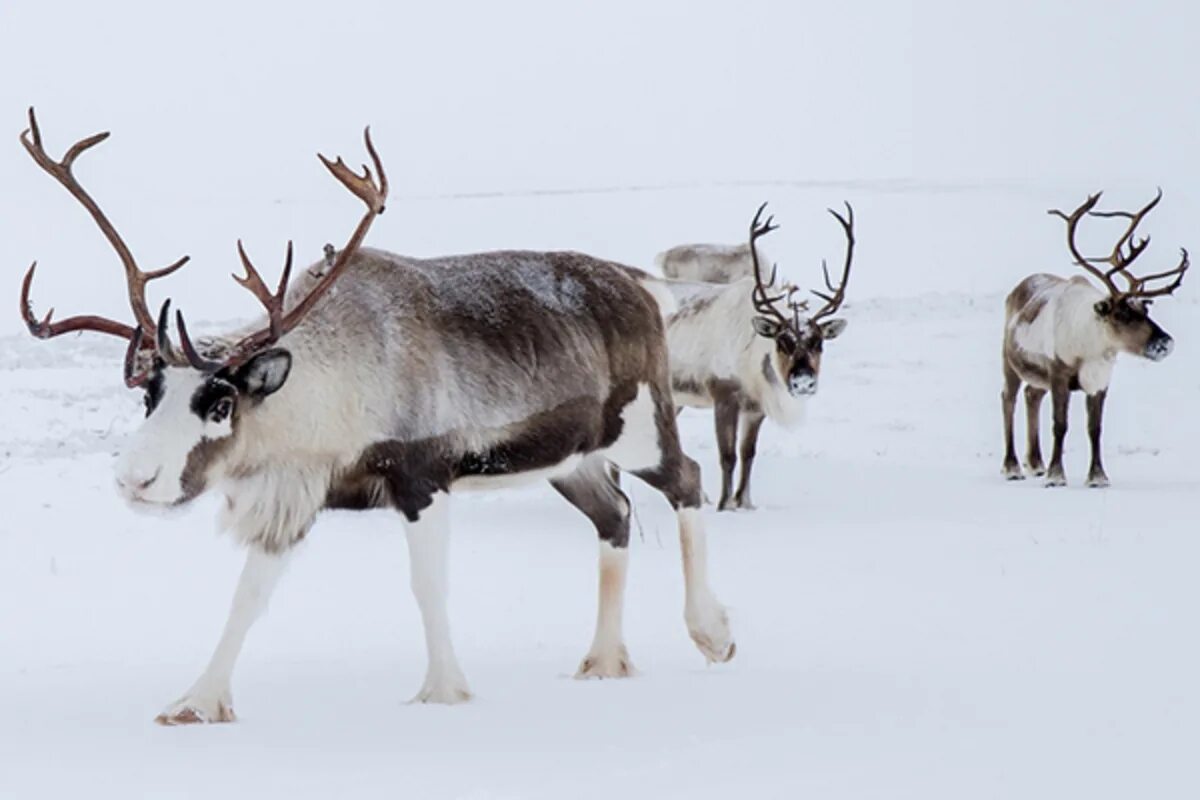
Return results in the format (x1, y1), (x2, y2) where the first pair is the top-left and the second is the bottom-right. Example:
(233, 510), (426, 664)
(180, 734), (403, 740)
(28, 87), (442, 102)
(3, 180), (1198, 798)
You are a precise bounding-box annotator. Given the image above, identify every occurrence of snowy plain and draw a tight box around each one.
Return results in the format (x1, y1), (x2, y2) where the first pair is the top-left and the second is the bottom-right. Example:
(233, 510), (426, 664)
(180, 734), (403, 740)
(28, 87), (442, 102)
(4, 1), (1200, 799)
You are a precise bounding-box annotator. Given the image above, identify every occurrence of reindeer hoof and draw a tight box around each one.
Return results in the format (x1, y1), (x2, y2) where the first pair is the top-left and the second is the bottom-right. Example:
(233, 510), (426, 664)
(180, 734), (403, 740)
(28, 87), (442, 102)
(1044, 474), (1067, 488)
(410, 672), (472, 705)
(1086, 474), (1110, 488)
(1002, 461), (1023, 480)
(155, 696), (236, 726)
(687, 603), (736, 664)
(576, 646), (636, 679)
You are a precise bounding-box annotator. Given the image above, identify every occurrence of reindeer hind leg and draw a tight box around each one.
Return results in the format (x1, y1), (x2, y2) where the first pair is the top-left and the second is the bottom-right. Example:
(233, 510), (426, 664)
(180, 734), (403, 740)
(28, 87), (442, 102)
(552, 455), (635, 679)
(611, 385), (735, 665)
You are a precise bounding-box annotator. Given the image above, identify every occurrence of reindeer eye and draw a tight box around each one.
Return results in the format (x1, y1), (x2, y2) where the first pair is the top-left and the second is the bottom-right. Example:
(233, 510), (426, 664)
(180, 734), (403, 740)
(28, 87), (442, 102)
(209, 397), (234, 424)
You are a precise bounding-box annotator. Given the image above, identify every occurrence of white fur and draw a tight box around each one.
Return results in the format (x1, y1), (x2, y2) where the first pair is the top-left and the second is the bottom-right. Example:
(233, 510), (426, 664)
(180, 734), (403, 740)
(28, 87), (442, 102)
(1007, 276), (1119, 392)
(157, 547), (289, 723)
(576, 541), (633, 679)
(678, 508), (734, 663)
(602, 383), (663, 471)
(655, 241), (768, 284)
(116, 368), (233, 506)
(404, 492), (471, 703)
(662, 277), (810, 427)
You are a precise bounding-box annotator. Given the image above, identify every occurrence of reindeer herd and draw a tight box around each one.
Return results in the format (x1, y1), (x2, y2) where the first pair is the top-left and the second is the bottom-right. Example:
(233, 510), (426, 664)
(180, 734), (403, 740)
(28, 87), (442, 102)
(15, 110), (1190, 725)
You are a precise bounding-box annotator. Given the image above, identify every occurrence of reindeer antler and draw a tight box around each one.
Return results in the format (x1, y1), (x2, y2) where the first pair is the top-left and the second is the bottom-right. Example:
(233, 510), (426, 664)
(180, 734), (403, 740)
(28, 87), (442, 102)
(810, 202), (855, 322)
(747, 202), (792, 324)
(1049, 189), (1189, 300)
(174, 127), (389, 370)
(18, 107), (192, 386)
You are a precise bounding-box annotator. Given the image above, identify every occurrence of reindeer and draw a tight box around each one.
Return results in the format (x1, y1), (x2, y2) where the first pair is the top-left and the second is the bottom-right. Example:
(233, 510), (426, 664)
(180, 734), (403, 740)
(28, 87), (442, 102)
(18, 109), (735, 725)
(663, 203), (853, 510)
(655, 241), (761, 283)
(1002, 189), (1188, 487)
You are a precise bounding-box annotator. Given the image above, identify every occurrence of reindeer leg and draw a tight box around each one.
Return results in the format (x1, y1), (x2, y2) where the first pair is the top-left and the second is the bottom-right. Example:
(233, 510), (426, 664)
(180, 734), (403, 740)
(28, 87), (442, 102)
(1001, 365), (1023, 479)
(710, 384), (740, 510)
(607, 384), (735, 666)
(404, 492), (471, 704)
(1045, 380), (1071, 487)
(156, 545), (290, 725)
(1024, 386), (1047, 476)
(552, 456), (635, 679)
(1086, 390), (1109, 488)
(732, 411), (765, 509)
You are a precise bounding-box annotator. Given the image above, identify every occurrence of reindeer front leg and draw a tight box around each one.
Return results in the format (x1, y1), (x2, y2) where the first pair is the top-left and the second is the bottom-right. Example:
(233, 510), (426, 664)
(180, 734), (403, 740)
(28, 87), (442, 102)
(1085, 390), (1109, 488)
(156, 546), (290, 725)
(1045, 380), (1071, 487)
(403, 492), (471, 704)
(1001, 366), (1023, 479)
(1024, 386), (1047, 476)
(732, 411), (765, 509)
(711, 387), (740, 511)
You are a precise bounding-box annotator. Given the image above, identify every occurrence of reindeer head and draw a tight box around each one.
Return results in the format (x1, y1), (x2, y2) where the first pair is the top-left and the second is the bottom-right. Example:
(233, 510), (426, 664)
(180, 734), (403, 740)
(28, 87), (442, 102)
(1051, 189), (1187, 363)
(746, 202), (854, 397)
(18, 109), (387, 507)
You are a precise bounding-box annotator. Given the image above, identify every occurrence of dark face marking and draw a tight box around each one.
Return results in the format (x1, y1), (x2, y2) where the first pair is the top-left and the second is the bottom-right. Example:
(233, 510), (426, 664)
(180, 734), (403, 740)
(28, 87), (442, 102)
(179, 435), (234, 503)
(1096, 297), (1173, 359)
(760, 320), (828, 397)
(189, 378), (238, 423)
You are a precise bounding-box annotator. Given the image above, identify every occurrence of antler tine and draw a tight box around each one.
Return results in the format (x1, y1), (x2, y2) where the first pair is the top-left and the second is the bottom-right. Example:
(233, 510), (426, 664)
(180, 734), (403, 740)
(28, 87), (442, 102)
(1054, 189), (1188, 300)
(173, 309), (225, 372)
(747, 202), (789, 324)
(123, 326), (149, 388)
(1085, 187), (1162, 288)
(1131, 247), (1189, 299)
(1048, 192), (1123, 296)
(233, 240), (293, 344)
(210, 127), (387, 369)
(19, 107), (191, 349)
(811, 202), (856, 321)
(20, 261), (138, 340)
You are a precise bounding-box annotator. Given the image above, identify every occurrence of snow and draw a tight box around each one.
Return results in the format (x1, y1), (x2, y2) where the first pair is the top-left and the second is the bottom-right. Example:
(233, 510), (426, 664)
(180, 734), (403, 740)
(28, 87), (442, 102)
(4, 1), (1200, 798)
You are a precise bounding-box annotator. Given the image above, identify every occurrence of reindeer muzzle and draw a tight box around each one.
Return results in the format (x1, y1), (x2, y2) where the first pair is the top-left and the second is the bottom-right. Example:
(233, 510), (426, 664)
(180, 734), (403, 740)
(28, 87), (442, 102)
(1145, 335), (1174, 362)
(788, 373), (818, 396)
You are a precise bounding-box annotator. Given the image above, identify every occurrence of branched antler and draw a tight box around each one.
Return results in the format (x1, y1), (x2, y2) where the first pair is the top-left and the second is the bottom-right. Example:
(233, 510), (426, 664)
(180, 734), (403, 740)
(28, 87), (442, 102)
(810, 202), (855, 322)
(1049, 189), (1188, 300)
(175, 127), (389, 368)
(18, 107), (192, 385)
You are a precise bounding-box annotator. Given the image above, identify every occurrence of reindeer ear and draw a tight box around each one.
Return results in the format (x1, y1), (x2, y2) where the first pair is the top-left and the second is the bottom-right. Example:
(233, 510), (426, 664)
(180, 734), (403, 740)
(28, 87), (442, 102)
(752, 316), (782, 338)
(229, 348), (292, 398)
(819, 318), (848, 340)
(1094, 299), (1113, 317)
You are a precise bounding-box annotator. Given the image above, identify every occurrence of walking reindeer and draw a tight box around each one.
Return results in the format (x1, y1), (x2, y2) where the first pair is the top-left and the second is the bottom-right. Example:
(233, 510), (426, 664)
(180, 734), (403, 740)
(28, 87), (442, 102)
(664, 203), (853, 510)
(1002, 190), (1187, 486)
(18, 109), (734, 725)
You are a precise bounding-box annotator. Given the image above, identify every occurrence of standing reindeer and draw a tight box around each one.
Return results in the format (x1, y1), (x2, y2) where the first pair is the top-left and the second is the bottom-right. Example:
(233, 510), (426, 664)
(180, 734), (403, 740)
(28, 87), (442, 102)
(1002, 189), (1188, 487)
(664, 203), (854, 510)
(18, 109), (734, 725)
(656, 240), (761, 283)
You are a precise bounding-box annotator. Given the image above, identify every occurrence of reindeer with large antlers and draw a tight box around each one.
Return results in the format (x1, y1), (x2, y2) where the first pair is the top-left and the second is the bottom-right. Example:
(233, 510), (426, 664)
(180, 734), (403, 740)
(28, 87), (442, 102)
(660, 202), (854, 510)
(19, 109), (735, 724)
(1002, 189), (1188, 487)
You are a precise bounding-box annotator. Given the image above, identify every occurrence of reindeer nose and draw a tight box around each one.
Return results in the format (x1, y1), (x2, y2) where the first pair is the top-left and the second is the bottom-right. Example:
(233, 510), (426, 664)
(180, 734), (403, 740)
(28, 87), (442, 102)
(118, 469), (160, 493)
(789, 374), (818, 396)
(1145, 336), (1174, 362)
